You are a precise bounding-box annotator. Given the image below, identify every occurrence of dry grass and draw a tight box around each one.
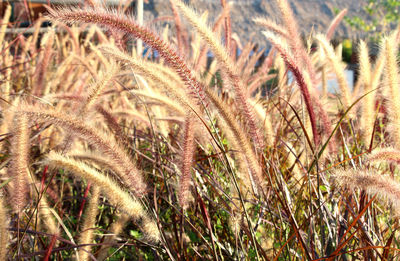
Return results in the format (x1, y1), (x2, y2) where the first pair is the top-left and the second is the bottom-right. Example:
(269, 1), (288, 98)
(1, 0), (400, 259)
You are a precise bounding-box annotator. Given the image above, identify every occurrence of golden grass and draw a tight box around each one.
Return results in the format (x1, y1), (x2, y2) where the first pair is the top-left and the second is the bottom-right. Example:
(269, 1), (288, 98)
(2, 1), (400, 259)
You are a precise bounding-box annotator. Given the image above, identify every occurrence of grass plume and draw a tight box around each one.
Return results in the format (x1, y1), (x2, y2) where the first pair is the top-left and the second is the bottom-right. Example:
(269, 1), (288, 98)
(46, 6), (208, 106)
(333, 168), (400, 215)
(172, 0), (265, 151)
(316, 34), (352, 111)
(16, 103), (147, 196)
(44, 151), (160, 242)
(178, 114), (196, 210)
(263, 31), (320, 146)
(78, 186), (100, 260)
(0, 197), (8, 260)
(8, 113), (30, 213)
(205, 88), (264, 191)
(367, 147), (400, 164)
(383, 34), (400, 148)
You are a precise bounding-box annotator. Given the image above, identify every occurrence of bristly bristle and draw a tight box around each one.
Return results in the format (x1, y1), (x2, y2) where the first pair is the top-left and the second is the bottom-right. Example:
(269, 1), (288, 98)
(383, 34), (400, 149)
(317, 34), (352, 112)
(79, 64), (118, 114)
(78, 186), (100, 261)
(178, 114), (196, 210)
(205, 88), (264, 192)
(96, 213), (130, 260)
(0, 197), (8, 260)
(254, 17), (289, 40)
(9, 113), (30, 213)
(263, 31), (320, 146)
(46, 6), (208, 108)
(358, 40), (375, 145)
(17, 103), (147, 196)
(274, 0), (316, 84)
(172, 0), (265, 151)
(44, 152), (160, 242)
(99, 45), (198, 114)
(368, 147), (400, 164)
(33, 29), (55, 97)
(326, 9), (348, 40)
(332, 168), (400, 215)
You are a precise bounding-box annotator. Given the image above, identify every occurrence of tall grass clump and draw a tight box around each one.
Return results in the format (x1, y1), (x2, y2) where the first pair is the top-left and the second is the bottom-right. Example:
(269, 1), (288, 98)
(1, 0), (400, 259)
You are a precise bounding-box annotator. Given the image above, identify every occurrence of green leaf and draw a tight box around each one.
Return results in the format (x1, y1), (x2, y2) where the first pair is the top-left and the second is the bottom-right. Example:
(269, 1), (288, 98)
(319, 185), (328, 192)
(129, 230), (141, 239)
(187, 230), (200, 243)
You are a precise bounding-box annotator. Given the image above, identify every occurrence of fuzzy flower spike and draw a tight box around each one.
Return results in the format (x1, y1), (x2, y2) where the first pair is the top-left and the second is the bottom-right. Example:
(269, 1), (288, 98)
(46, 7), (207, 107)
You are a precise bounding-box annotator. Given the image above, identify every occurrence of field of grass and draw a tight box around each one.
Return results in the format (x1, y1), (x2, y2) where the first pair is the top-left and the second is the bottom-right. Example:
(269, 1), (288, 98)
(1, 0), (400, 260)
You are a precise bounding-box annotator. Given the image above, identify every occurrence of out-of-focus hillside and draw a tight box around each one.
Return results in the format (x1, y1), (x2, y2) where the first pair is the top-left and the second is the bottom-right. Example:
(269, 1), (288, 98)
(142, 0), (366, 45)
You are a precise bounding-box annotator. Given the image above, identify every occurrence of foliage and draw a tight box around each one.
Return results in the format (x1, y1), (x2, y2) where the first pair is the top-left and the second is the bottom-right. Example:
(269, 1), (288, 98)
(339, 0), (400, 41)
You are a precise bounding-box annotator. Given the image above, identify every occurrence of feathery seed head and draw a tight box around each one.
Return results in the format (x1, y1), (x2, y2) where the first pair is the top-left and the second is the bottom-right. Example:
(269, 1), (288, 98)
(178, 115), (196, 210)
(141, 216), (161, 243)
(383, 34), (400, 148)
(9, 113), (30, 213)
(333, 168), (400, 215)
(368, 147), (400, 165)
(46, 7), (208, 106)
(16, 103), (147, 196)
(44, 152), (159, 240)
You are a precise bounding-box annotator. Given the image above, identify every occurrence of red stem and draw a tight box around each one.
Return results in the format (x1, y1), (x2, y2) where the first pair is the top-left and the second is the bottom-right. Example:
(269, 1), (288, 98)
(78, 182), (91, 220)
(40, 166), (48, 194)
(43, 234), (57, 261)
